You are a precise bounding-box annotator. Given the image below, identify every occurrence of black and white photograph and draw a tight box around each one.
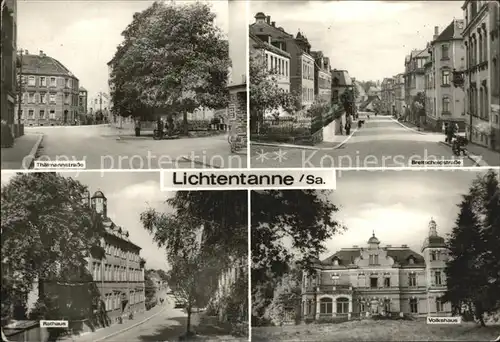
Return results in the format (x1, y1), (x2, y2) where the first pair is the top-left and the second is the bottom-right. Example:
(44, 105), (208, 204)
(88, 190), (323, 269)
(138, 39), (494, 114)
(1, 172), (248, 341)
(251, 168), (500, 341)
(249, 0), (500, 168)
(1, 0), (248, 170)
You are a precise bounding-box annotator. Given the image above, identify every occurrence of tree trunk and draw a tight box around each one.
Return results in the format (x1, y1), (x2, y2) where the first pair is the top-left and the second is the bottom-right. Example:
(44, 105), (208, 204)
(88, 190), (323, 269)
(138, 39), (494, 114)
(186, 306), (192, 334)
(182, 111), (189, 136)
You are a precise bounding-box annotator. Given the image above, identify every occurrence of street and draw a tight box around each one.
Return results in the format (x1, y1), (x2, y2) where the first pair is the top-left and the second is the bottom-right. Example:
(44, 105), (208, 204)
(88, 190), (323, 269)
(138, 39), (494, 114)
(250, 114), (478, 168)
(26, 125), (247, 169)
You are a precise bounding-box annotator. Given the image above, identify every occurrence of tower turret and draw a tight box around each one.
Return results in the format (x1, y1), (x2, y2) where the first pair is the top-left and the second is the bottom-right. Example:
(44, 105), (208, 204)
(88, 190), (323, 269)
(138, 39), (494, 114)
(91, 190), (107, 218)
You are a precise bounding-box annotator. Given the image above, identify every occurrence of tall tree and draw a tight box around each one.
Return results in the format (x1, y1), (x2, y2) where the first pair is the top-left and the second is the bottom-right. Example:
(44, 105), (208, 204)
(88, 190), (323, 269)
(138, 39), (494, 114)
(1, 173), (105, 321)
(249, 54), (300, 133)
(109, 1), (231, 135)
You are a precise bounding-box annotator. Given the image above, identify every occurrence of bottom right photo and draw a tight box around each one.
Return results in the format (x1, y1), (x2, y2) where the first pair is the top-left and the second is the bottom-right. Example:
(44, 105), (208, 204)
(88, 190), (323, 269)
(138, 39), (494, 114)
(251, 168), (500, 342)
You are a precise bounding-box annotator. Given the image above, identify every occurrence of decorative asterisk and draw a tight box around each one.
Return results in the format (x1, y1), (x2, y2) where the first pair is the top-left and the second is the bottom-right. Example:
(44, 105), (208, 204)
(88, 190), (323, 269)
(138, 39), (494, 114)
(255, 149), (269, 163)
(273, 149), (288, 162)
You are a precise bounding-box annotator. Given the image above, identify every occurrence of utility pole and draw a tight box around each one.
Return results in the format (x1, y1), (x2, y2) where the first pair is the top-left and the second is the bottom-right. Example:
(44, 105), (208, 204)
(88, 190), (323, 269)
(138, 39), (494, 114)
(17, 49), (25, 128)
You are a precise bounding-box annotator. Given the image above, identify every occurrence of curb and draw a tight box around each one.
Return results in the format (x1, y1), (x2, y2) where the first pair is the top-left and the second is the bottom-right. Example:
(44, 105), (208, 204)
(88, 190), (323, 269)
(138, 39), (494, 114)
(26, 134), (44, 169)
(391, 118), (428, 135)
(251, 128), (359, 151)
(93, 306), (167, 342)
(438, 141), (489, 167)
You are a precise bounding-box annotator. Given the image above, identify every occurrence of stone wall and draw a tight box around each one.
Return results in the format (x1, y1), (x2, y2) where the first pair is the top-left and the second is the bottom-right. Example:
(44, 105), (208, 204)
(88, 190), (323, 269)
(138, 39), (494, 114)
(229, 88), (247, 149)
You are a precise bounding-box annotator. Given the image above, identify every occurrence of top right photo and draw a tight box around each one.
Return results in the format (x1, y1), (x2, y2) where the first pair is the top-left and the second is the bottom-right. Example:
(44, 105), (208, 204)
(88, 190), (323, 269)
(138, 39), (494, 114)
(249, 0), (500, 169)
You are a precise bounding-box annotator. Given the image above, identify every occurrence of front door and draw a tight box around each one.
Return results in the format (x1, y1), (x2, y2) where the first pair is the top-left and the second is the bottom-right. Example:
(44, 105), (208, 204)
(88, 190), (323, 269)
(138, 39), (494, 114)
(370, 299), (379, 314)
(64, 110), (68, 124)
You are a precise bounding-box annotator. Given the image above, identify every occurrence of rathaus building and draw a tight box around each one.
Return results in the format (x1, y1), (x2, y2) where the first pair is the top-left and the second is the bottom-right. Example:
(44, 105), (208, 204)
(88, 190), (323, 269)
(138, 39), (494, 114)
(301, 219), (451, 320)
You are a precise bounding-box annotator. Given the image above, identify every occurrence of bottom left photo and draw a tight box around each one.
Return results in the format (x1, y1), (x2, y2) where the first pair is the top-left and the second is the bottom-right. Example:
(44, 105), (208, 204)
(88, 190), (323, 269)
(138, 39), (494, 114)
(1, 171), (249, 342)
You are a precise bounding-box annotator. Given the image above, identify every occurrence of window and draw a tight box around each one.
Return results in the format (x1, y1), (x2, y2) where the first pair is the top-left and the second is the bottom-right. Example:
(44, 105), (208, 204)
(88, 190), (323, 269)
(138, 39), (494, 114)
(408, 273), (417, 286)
(50, 77), (56, 87)
(40, 93), (46, 104)
(370, 277), (378, 288)
(410, 298), (418, 313)
(442, 97), (450, 113)
(384, 277), (391, 287)
(442, 70), (450, 85)
(39, 110), (45, 118)
(320, 298), (333, 314)
(369, 255), (379, 265)
(40, 76), (46, 87)
(336, 297), (349, 314)
(431, 251), (437, 261)
(49, 94), (56, 103)
(441, 44), (449, 59)
(435, 271), (442, 285)
(28, 109), (34, 118)
(64, 94), (70, 104)
(28, 76), (35, 86)
(28, 93), (35, 103)
(436, 299), (443, 312)
(49, 110), (55, 119)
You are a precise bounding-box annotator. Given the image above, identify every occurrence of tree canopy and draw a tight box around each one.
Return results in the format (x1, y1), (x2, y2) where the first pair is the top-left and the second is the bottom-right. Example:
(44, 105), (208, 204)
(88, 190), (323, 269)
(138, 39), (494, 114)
(109, 1), (231, 132)
(443, 170), (500, 325)
(1, 173), (105, 321)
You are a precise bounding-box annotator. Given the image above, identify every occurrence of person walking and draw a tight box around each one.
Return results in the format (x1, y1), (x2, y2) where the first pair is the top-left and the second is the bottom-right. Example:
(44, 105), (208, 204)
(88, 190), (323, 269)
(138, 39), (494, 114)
(345, 115), (353, 135)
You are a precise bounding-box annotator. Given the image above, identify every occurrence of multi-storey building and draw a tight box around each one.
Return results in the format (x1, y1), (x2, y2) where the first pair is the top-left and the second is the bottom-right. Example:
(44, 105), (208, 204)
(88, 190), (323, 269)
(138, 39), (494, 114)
(462, 0), (498, 148)
(78, 86), (87, 116)
(87, 190), (146, 323)
(488, 1), (500, 151)
(19, 51), (80, 126)
(1, 0), (20, 137)
(331, 69), (353, 105)
(424, 49), (435, 124)
(426, 21), (467, 132)
(381, 78), (396, 115)
(394, 74), (405, 117)
(404, 49), (428, 124)
(249, 32), (291, 92)
(311, 51), (332, 105)
(301, 219), (451, 321)
(251, 13), (315, 110)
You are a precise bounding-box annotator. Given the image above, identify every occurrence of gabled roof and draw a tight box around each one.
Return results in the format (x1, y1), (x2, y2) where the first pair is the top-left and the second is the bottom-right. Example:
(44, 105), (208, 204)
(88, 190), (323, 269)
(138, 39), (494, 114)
(433, 20), (465, 43)
(102, 218), (141, 250)
(249, 32), (291, 59)
(21, 53), (77, 78)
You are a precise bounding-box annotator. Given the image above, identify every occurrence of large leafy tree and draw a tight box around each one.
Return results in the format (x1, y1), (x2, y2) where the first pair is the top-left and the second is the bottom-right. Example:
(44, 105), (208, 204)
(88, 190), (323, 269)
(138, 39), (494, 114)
(251, 190), (344, 323)
(249, 54), (300, 133)
(443, 170), (500, 326)
(1, 173), (105, 321)
(109, 1), (231, 135)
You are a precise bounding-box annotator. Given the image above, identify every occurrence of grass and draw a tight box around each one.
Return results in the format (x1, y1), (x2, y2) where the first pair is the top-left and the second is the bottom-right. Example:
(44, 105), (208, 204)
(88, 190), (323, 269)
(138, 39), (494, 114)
(251, 319), (500, 341)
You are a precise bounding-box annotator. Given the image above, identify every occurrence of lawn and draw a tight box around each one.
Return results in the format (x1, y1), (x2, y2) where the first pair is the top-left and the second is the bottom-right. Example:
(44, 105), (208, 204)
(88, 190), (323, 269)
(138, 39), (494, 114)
(251, 319), (500, 341)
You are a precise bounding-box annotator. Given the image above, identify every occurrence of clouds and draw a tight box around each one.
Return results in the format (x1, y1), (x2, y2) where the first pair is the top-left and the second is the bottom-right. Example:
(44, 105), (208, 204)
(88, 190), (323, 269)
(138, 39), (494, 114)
(249, 1), (463, 80)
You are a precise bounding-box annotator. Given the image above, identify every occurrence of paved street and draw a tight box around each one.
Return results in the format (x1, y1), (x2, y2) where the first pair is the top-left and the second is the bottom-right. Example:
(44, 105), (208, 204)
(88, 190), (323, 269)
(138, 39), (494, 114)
(251, 114), (479, 168)
(25, 125), (247, 169)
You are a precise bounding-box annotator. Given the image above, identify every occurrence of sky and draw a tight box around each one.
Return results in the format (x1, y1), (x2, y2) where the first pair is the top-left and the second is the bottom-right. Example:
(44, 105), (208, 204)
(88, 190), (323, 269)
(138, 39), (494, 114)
(1, 171), (174, 271)
(17, 0), (230, 100)
(322, 169), (493, 259)
(249, 0), (464, 82)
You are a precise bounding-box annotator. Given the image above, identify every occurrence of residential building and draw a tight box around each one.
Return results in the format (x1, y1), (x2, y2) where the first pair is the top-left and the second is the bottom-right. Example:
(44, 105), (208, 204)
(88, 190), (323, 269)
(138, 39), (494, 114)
(462, 0), (497, 148)
(381, 78), (396, 115)
(427, 21), (467, 132)
(87, 190), (146, 322)
(249, 32), (291, 92)
(311, 51), (332, 105)
(489, 1), (500, 151)
(88, 92), (111, 122)
(301, 219), (451, 321)
(251, 13), (315, 110)
(78, 86), (87, 116)
(394, 73), (405, 117)
(367, 85), (382, 98)
(404, 48), (429, 124)
(424, 48), (436, 124)
(19, 50), (80, 126)
(353, 80), (368, 111)
(1, 0), (21, 137)
(331, 69), (353, 105)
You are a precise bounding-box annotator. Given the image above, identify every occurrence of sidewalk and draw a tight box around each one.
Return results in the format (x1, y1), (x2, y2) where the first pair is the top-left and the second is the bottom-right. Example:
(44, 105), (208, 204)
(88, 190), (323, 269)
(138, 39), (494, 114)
(60, 305), (166, 342)
(439, 141), (499, 166)
(1, 133), (43, 170)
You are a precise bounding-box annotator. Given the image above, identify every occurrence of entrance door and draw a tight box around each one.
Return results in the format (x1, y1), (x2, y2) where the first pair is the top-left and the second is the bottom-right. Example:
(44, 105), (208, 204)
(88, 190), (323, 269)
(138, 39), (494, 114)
(370, 299), (379, 314)
(64, 110), (68, 124)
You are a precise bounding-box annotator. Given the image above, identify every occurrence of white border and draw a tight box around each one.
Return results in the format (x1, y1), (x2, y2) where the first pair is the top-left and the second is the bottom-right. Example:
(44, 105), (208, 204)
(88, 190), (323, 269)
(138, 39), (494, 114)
(245, 0), (251, 170)
(247, 189), (252, 342)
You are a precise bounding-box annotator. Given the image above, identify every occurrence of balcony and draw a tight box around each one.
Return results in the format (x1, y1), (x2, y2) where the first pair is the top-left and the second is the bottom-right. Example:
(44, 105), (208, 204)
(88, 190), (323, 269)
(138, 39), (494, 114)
(313, 284), (354, 294)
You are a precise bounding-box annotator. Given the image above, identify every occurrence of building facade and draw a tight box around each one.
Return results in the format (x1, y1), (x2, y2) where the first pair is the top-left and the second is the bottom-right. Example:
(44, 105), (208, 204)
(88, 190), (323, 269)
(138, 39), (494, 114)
(19, 51), (80, 126)
(404, 49), (428, 124)
(1, 0), (20, 136)
(462, 0), (497, 148)
(424, 50), (436, 124)
(331, 69), (353, 105)
(394, 73), (406, 117)
(381, 78), (395, 115)
(88, 92), (112, 122)
(311, 51), (332, 105)
(251, 13), (315, 110)
(488, 1), (500, 151)
(301, 219), (451, 321)
(78, 87), (87, 116)
(427, 21), (467, 132)
(87, 191), (146, 323)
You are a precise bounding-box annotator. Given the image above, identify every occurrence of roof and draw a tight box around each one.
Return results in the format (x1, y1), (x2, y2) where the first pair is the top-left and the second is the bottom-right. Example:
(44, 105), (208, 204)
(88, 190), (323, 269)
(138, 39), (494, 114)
(331, 70), (352, 86)
(433, 20), (465, 43)
(91, 190), (106, 199)
(102, 219), (141, 250)
(360, 95), (380, 110)
(249, 32), (291, 59)
(21, 53), (77, 78)
(79, 86), (87, 92)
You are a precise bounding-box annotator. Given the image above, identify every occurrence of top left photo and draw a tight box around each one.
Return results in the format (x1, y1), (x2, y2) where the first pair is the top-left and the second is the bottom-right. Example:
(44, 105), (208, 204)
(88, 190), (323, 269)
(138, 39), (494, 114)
(0, 0), (248, 170)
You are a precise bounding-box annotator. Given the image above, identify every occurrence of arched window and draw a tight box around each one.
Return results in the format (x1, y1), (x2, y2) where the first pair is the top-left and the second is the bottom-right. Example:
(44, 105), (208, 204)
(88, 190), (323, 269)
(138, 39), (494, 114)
(336, 297), (349, 314)
(483, 86), (488, 120)
(478, 34), (483, 63)
(480, 88), (484, 118)
(442, 97), (451, 113)
(493, 58), (498, 93)
(441, 44), (449, 59)
(320, 297), (333, 314)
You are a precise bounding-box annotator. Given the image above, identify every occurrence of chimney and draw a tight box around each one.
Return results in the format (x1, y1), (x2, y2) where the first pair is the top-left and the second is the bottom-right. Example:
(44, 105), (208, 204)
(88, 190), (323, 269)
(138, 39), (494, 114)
(402, 244), (408, 248)
(266, 16), (270, 24)
(39, 50), (44, 57)
(433, 26), (439, 40)
(271, 21), (276, 27)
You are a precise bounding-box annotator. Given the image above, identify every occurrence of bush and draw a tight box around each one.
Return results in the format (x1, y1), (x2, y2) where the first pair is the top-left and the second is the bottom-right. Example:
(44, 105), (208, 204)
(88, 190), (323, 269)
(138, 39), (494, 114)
(188, 119), (211, 131)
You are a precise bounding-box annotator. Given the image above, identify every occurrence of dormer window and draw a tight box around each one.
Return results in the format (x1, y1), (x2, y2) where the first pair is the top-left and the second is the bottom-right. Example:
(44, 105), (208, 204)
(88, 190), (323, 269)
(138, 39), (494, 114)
(333, 259), (339, 266)
(408, 256), (415, 264)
